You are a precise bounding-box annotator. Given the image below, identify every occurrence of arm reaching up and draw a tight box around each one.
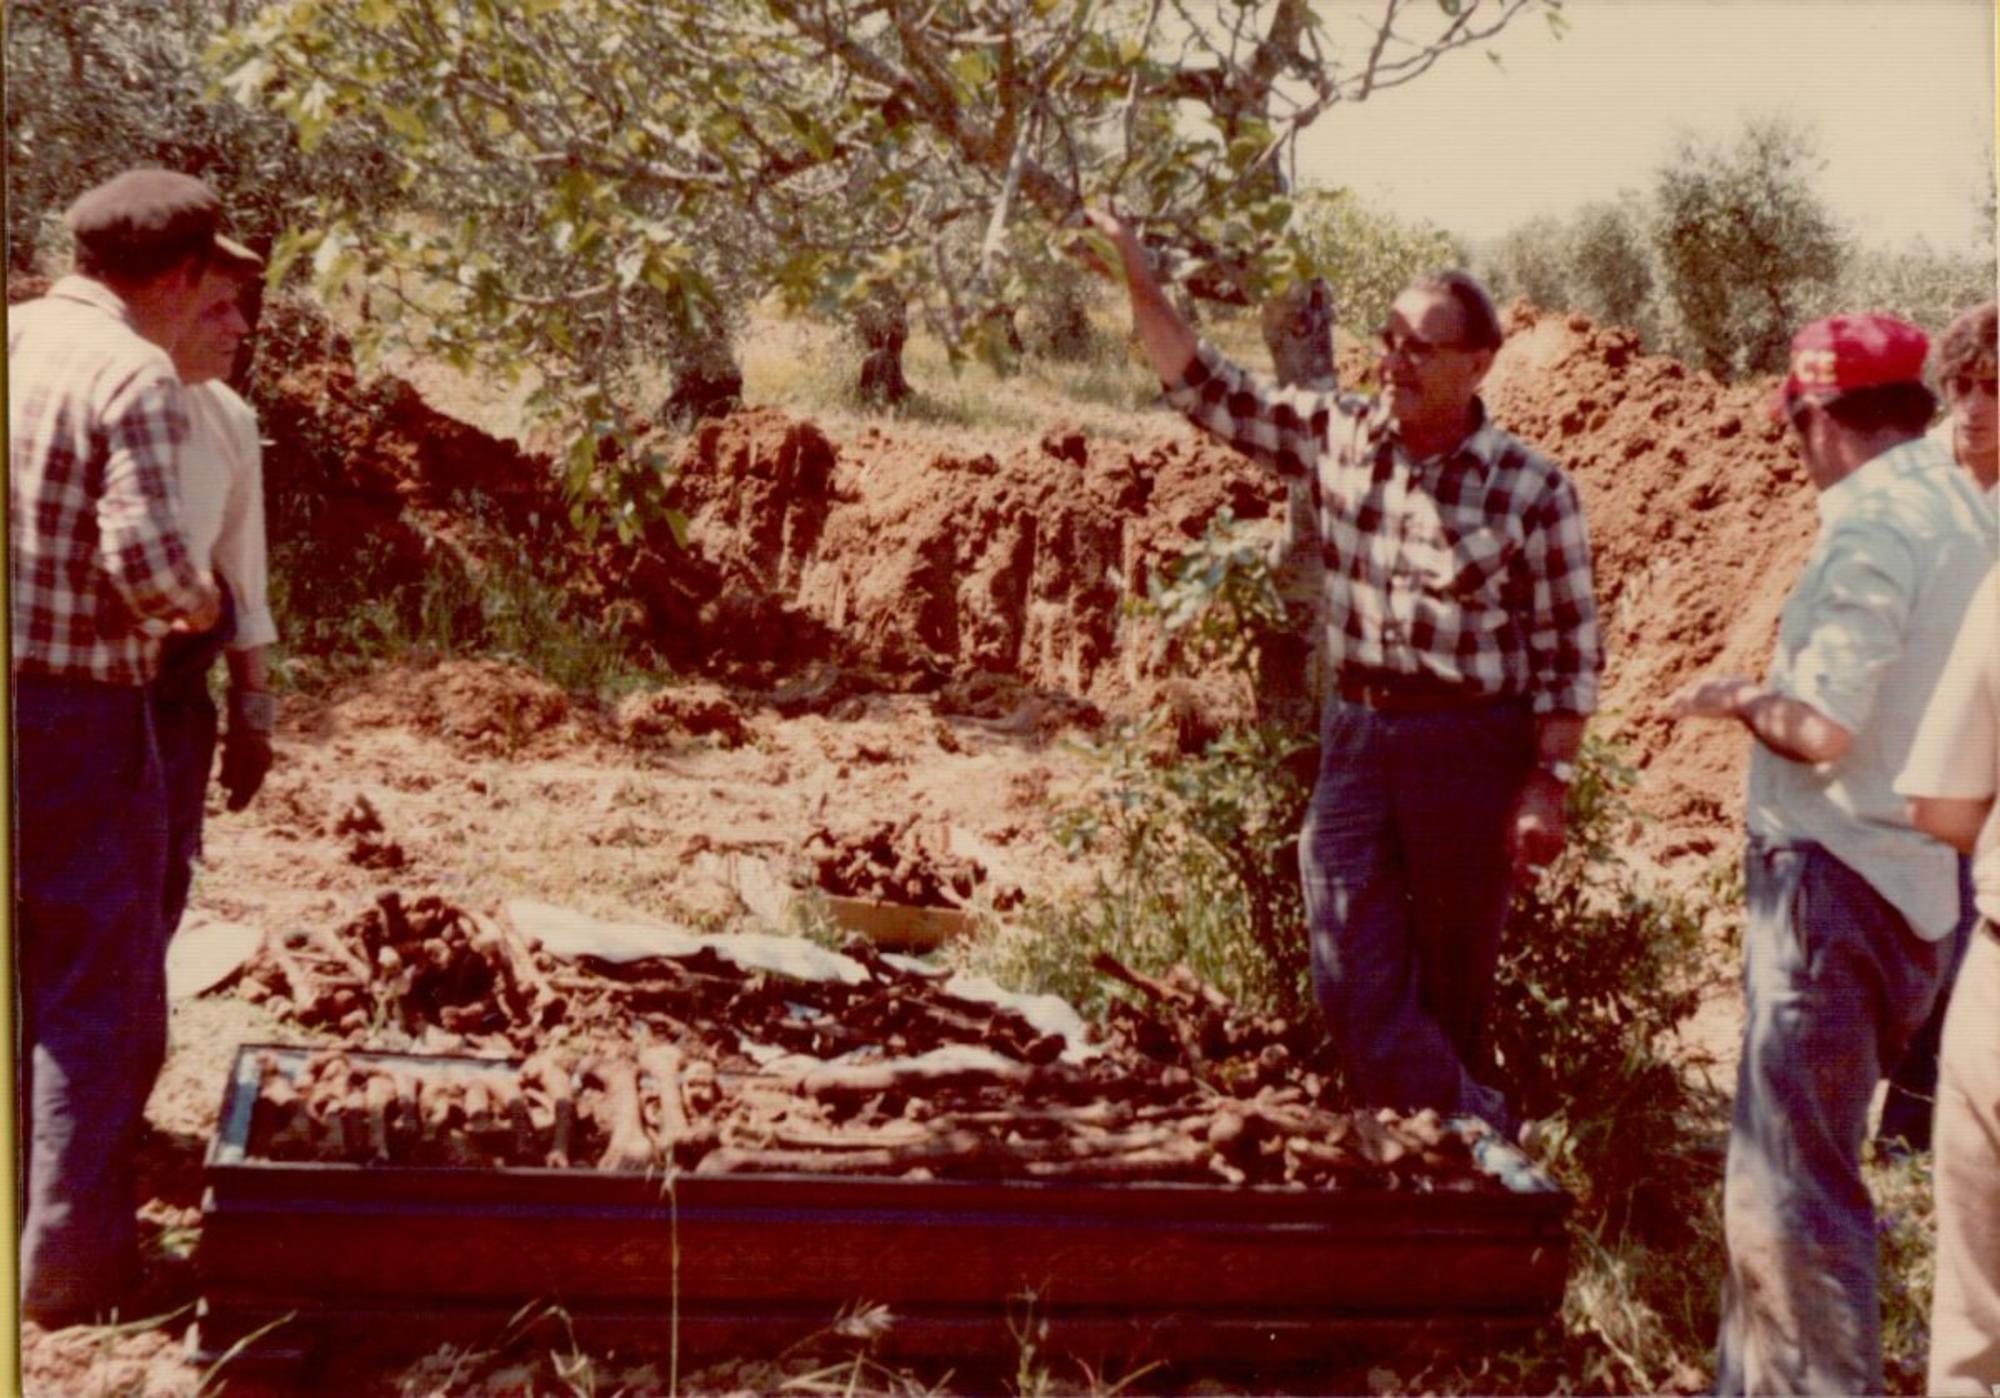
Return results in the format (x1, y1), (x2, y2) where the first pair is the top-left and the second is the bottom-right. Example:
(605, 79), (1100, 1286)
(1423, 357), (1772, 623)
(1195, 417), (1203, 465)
(1080, 208), (1197, 387)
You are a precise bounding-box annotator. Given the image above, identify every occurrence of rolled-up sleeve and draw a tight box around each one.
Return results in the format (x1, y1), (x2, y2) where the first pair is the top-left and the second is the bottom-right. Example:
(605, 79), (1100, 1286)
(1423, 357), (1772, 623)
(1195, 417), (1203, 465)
(1159, 340), (1334, 482)
(1778, 526), (1918, 735)
(1521, 474), (1602, 715)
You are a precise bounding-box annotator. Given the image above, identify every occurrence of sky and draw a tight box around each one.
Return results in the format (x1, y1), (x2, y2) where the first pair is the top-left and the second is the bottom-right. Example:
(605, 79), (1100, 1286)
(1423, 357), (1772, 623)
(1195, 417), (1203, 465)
(1290, 0), (1997, 255)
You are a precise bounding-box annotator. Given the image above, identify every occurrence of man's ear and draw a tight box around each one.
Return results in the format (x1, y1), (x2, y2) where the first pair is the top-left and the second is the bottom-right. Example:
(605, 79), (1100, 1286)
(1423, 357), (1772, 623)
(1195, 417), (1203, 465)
(1468, 347), (1497, 386)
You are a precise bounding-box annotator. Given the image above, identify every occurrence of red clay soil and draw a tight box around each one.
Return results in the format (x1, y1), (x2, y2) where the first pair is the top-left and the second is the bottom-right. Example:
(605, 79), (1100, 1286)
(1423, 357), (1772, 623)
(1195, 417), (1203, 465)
(1481, 305), (1817, 830)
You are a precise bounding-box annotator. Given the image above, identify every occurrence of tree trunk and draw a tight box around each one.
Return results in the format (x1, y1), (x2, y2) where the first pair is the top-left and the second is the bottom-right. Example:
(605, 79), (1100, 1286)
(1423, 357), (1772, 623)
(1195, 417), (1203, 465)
(1254, 276), (1337, 739)
(664, 333), (744, 423)
(853, 290), (911, 407)
(1260, 276), (1337, 392)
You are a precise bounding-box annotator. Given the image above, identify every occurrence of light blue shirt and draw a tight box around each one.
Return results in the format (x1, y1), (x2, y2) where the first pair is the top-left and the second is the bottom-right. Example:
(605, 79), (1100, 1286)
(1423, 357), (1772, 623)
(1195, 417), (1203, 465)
(1747, 437), (1997, 939)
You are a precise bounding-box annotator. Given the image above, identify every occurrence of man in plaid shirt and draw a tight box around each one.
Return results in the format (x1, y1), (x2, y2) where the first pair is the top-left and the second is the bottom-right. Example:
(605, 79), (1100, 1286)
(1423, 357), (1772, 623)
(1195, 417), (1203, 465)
(1085, 209), (1602, 1137)
(11, 168), (232, 1325)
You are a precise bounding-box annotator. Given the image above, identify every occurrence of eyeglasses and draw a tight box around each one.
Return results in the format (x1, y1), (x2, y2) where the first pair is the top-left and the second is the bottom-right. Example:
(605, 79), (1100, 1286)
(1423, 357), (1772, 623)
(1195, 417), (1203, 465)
(1376, 329), (1469, 363)
(1948, 373), (1998, 400)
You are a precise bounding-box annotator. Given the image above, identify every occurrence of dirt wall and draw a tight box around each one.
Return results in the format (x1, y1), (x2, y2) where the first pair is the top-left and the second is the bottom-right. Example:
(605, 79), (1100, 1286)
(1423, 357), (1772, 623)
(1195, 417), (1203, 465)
(245, 297), (1825, 835)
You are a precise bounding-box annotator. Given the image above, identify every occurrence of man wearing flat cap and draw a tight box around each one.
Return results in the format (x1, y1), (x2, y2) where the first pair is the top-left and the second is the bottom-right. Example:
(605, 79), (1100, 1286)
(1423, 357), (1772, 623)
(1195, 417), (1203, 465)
(1667, 314), (1996, 1395)
(9, 167), (234, 1324)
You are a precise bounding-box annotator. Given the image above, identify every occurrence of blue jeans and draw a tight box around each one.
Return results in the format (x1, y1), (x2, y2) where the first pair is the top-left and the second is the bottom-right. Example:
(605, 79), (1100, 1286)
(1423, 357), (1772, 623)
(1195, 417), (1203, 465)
(14, 674), (173, 1321)
(1298, 694), (1531, 1134)
(1715, 839), (1947, 1396)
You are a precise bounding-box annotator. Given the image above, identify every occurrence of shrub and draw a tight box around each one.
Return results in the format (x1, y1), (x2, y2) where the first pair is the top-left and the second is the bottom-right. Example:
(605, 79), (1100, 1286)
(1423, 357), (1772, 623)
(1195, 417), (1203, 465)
(1287, 187), (1463, 339)
(1566, 198), (1656, 335)
(1483, 214), (1573, 315)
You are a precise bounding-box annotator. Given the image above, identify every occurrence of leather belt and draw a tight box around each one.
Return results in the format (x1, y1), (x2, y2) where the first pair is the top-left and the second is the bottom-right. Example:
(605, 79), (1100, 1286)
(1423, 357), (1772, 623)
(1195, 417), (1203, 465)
(1334, 668), (1499, 714)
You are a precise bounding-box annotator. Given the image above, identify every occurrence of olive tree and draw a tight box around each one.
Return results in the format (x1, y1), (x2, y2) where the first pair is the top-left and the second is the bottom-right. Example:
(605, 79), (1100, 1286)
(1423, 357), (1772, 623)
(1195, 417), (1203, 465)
(1652, 116), (1843, 378)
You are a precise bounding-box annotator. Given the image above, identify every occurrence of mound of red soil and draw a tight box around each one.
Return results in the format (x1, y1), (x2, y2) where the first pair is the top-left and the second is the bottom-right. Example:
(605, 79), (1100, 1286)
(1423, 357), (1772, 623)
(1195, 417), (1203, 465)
(650, 406), (1274, 704)
(1482, 306), (1816, 827)
(336, 659), (570, 756)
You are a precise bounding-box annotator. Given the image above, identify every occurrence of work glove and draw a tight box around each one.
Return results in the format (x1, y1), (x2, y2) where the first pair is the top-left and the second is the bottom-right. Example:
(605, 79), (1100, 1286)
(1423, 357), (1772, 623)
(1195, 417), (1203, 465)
(220, 688), (276, 811)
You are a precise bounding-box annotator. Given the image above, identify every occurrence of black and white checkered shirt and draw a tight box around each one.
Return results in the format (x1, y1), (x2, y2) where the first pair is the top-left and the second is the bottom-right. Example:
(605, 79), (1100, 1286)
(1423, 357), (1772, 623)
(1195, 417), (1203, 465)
(10, 276), (209, 685)
(1163, 341), (1602, 715)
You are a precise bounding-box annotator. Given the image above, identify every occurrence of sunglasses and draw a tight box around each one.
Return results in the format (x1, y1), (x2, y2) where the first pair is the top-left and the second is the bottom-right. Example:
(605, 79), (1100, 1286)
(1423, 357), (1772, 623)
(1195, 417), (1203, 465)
(1948, 373), (1999, 400)
(1376, 329), (1470, 363)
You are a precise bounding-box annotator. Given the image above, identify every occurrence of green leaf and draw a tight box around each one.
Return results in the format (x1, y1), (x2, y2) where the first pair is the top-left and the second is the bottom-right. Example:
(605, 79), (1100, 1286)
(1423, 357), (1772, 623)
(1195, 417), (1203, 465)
(662, 508), (690, 550)
(382, 103), (428, 141)
(950, 48), (996, 89)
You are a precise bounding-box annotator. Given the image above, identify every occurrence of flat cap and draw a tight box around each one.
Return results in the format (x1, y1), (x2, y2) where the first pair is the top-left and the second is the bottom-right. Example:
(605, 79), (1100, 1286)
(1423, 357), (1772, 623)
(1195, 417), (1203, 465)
(63, 167), (224, 262)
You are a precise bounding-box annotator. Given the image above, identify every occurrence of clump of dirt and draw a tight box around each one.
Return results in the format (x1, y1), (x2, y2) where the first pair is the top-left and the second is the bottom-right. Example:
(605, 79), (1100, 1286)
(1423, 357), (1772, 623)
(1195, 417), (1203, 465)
(614, 681), (751, 749)
(644, 403), (1279, 703)
(803, 816), (1018, 910)
(336, 658), (571, 756)
(334, 792), (406, 869)
(933, 670), (1105, 738)
(252, 289), (1819, 834)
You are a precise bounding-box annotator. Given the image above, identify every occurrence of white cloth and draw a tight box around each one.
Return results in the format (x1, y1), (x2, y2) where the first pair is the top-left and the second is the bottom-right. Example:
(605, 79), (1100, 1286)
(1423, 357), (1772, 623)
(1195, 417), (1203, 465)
(1746, 437), (1995, 939)
(1897, 568), (2000, 924)
(180, 381), (275, 649)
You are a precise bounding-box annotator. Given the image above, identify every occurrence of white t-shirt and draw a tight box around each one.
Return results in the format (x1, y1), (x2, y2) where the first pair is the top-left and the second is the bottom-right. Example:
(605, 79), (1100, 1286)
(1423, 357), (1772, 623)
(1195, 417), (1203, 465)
(180, 381), (276, 649)
(1897, 568), (2000, 925)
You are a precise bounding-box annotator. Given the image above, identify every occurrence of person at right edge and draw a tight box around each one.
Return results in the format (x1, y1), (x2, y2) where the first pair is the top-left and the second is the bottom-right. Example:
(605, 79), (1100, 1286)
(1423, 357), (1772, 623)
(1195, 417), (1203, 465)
(1080, 207), (1603, 1142)
(1666, 314), (1994, 1396)
(1896, 562), (2000, 1398)
(1876, 298), (1996, 1154)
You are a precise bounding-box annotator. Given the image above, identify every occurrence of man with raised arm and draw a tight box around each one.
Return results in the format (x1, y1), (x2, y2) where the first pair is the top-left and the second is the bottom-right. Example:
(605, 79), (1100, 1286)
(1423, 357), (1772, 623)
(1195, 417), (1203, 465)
(1083, 208), (1602, 1139)
(10, 168), (232, 1325)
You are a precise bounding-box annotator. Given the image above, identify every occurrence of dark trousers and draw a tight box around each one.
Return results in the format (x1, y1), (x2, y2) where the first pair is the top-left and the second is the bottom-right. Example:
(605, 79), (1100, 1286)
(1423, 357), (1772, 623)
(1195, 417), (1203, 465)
(152, 605), (230, 937)
(14, 673), (172, 1320)
(1876, 854), (1977, 1151)
(1297, 694), (1532, 1134)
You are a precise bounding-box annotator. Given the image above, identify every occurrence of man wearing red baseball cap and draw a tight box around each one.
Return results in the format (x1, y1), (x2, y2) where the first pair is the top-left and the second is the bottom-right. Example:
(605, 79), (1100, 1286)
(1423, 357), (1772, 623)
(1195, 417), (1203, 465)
(1668, 313), (1996, 1395)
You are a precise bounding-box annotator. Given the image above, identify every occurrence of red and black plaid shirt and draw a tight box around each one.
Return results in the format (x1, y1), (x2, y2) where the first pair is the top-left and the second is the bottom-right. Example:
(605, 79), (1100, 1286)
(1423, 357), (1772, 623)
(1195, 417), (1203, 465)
(10, 276), (209, 685)
(1163, 341), (1602, 714)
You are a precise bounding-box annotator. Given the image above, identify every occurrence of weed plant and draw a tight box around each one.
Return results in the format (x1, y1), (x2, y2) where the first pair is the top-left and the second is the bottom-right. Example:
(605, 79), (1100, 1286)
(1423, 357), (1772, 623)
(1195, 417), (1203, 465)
(267, 523), (649, 700)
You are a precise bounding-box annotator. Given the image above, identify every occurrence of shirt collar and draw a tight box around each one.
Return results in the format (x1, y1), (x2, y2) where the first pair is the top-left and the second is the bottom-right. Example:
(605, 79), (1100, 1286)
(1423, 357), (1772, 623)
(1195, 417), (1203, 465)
(1382, 396), (1498, 473)
(1816, 437), (1931, 527)
(46, 274), (137, 330)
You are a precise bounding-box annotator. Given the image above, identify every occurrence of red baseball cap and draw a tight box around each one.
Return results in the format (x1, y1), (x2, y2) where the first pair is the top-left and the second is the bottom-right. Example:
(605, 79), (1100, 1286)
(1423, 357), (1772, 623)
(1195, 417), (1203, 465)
(1773, 313), (1930, 420)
